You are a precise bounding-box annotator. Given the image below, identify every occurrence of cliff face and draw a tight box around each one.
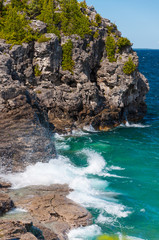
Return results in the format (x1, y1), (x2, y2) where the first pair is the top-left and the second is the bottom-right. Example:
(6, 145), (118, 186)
(0, 6), (149, 133)
(0, 2), (149, 170)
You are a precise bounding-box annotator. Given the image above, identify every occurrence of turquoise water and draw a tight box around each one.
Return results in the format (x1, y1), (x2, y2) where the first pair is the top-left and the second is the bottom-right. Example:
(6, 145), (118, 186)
(58, 50), (159, 240)
(2, 50), (159, 240)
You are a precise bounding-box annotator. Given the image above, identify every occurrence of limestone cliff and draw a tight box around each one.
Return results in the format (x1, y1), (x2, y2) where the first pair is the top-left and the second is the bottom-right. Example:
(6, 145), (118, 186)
(0, 1), (149, 170)
(0, 5), (149, 133)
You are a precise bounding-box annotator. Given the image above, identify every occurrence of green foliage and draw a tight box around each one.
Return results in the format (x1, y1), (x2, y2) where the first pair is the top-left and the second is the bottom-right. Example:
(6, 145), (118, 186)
(107, 25), (115, 35)
(60, 0), (91, 38)
(11, 0), (27, 9)
(37, 0), (54, 30)
(37, 0), (61, 37)
(117, 37), (131, 52)
(26, 0), (43, 18)
(62, 39), (75, 73)
(0, 0), (5, 18)
(37, 34), (51, 43)
(95, 13), (102, 25)
(90, 20), (98, 27)
(34, 64), (41, 76)
(93, 30), (99, 39)
(105, 35), (116, 62)
(0, 0), (93, 43)
(79, 0), (87, 9)
(0, 5), (36, 45)
(123, 57), (136, 75)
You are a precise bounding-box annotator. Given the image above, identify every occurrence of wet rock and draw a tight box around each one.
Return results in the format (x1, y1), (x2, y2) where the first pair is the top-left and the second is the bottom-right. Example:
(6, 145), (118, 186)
(0, 220), (41, 240)
(0, 84), (56, 172)
(4, 184), (91, 240)
(0, 192), (14, 215)
(0, 179), (12, 188)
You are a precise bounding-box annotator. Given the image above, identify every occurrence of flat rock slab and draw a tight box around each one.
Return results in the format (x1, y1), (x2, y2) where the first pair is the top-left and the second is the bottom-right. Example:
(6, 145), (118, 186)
(2, 184), (92, 240)
(0, 221), (37, 240)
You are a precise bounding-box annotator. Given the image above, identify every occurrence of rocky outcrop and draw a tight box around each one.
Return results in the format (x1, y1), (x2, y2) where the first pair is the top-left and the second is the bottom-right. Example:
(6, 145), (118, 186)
(1, 182), (91, 240)
(0, 178), (14, 215)
(0, 221), (40, 240)
(0, 16), (149, 136)
(0, 14), (149, 168)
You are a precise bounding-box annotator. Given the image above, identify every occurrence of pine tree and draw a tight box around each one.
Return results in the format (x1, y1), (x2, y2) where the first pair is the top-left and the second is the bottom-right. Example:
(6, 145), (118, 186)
(0, 5), (34, 44)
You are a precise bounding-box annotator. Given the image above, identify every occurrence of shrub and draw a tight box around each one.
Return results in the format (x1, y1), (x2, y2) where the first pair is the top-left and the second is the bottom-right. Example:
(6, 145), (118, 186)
(105, 35), (116, 62)
(93, 30), (99, 39)
(107, 24), (117, 35)
(90, 20), (98, 27)
(123, 57), (136, 75)
(95, 13), (102, 25)
(37, 35), (51, 43)
(0, 5), (35, 45)
(11, 0), (28, 10)
(79, 0), (87, 9)
(34, 64), (41, 76)
(0, 0), (92, 43)
(62, 39), (75, 73)
(60, 0), (91, 38)
(0, 0), (5, 18)
(26, 0), (43, 18)
(37, 0), (55, 30)
(117, 37), (131, 52)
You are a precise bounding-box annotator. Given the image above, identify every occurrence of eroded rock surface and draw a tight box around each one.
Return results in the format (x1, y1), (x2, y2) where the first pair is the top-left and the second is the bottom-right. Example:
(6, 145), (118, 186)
(0, 8), (149, 137)
(0, 6), (149, 169)
(0, 221), (39, 240)
(1, 183), (91, 240)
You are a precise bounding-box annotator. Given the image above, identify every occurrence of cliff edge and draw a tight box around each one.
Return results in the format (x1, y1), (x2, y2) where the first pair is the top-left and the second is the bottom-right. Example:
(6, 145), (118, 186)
(0, 0), (149, 135)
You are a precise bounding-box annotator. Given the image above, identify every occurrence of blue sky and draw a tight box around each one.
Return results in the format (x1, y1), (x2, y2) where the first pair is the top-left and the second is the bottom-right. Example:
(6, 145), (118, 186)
(84, 0), (159, 49)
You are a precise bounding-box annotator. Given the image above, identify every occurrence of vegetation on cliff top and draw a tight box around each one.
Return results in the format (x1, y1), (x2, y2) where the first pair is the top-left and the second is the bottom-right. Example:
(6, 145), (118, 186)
(0, 0), (91, 44)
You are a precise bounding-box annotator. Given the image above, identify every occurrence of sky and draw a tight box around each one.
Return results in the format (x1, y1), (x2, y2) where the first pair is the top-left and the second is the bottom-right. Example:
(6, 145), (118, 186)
(84, 0), (159, 49)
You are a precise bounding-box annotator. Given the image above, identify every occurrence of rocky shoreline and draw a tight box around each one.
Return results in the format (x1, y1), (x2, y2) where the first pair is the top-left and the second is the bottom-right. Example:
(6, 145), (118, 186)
(0, 179), (91, 239)
(0, 1), (149, 239)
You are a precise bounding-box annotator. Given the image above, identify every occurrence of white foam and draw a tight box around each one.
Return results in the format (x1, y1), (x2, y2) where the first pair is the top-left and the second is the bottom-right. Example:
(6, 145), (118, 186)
(55, 141), (70, 150)
(96, 214), (117, 225)
(0, 149), (130, 237)
(109, 165), (125, 171)
(6, 208), (27, 215)
(83, 125), (98, 132)
(81, 149), (106, 175)
(69, 190), (131, 218)
(120, 122), (150, 128)
(67, 225), (102, 240)
(101, 172), (128, 179)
